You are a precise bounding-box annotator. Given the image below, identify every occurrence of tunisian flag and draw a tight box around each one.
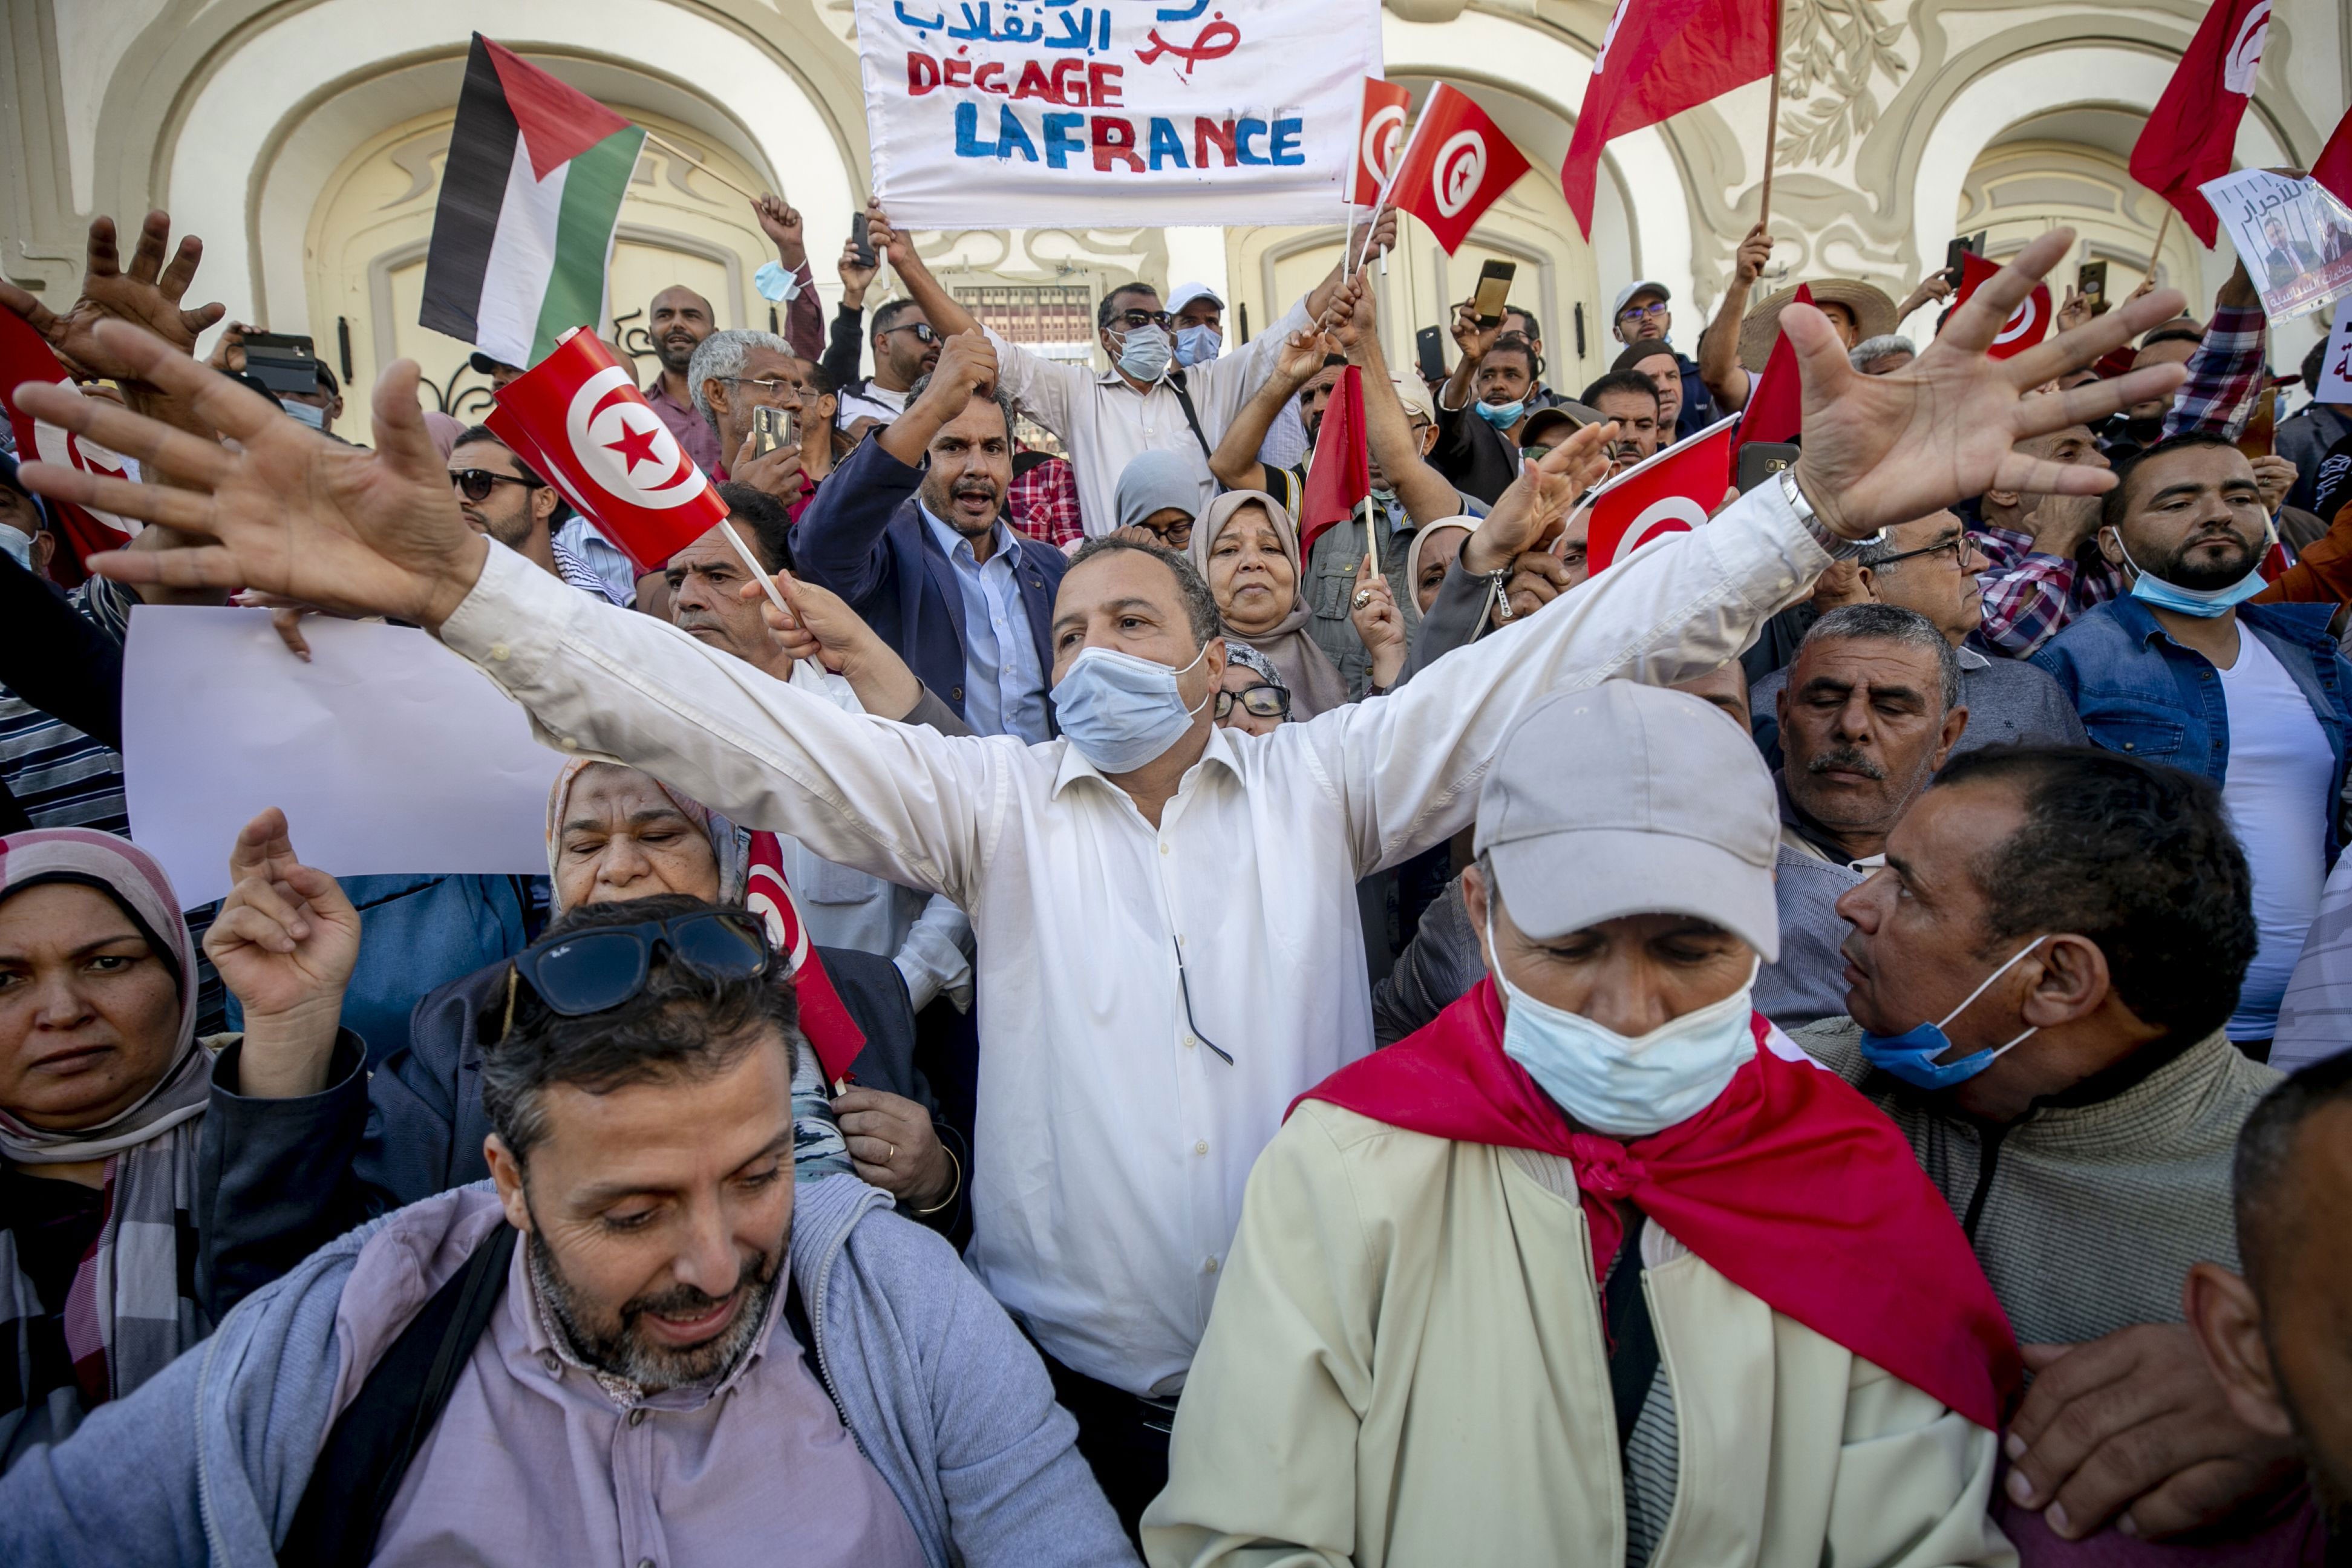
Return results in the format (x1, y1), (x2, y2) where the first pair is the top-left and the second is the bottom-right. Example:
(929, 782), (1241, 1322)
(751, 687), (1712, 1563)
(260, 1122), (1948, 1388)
(2314, 103), (2352, 210)
(1388, 85), (1533, 255)
(1585, 414), (1737, 573)
(1298, 366), (1370, 558)
(1950, 251), (2051, 361)
(1734, 283), (1809, 457)
(1352, 79), (1412, 207)
(2129, 0), (2272, 246)
(1561, 0), (1779, 237)
(486, 325), (727, 573)
(0, 309), (140, 586)
(745, 828), (867, 1091)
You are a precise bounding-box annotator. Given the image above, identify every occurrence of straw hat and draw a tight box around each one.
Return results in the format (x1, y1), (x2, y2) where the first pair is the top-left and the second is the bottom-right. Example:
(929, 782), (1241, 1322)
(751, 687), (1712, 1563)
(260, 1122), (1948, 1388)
(1737, 280), (1898, 371)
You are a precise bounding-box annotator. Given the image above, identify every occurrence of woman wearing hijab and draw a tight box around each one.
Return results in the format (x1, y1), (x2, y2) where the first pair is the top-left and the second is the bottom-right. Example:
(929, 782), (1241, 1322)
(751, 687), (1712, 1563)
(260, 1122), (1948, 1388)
(1114, 449), (1202, 551)
(1403, 515), (1483, 619)
(1187, 491), (1404, 717)
(0, 827), (364, 1465)
(1214, 643), (1292, 737)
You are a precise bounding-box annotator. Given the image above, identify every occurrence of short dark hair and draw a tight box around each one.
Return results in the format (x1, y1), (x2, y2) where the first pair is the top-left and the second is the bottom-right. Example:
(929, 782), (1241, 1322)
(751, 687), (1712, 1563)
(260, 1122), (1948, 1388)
(2100, 430), (2245, 534)
(480, 893), (800, 1166)
(1068, 534), (1221, 649)
(1501, 307), (1542, 340)
(2301, 338), (2328, 397)
(1800, 601), (1962, 711)
(714, 483), (794, 573)
(1479, 340), (1538, 377)
(871, 298), (923, 340)
(1934, 746), (2256, 1044)
(452, 425), (545, 488)
(315, 362), (339, 398)
(2139, 325), (2207, 354)
(1097, 283), (1161, 331)
(1580, 370), (1662, 410)
(903, 371), (1016, 441)
(2234, 1051), (2352, 1289)
(1611, 341), (1676, 376)
(799, 360), (835, 399)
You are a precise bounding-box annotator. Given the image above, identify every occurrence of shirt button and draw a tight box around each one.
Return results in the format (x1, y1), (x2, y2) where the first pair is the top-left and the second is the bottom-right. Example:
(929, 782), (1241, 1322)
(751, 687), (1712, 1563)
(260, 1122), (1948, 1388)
(541, 1351), (561, 1377)
(1159, 842), (1170, 855)
(489, 642), (511, 662)
(1183, 1034), (1198, 1049)
(559, 736), (580, 751)
(1202, 1256), (1219, 1274)
(1194, 1140), (1209, 1155)
(628, 1408), (648, 1426)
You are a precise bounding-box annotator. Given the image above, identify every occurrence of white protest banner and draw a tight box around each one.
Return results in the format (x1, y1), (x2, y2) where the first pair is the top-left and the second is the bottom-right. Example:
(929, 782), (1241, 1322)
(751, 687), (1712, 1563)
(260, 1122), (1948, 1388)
(123, 608), (564, 909)
(2198, 168), (2352, 322)
(2318, 295), (2352, 405)
(855, 0), (1382, 227)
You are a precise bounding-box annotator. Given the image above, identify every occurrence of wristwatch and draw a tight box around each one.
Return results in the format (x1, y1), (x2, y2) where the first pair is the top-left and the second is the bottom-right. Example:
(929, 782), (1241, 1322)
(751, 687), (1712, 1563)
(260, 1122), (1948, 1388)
(1779, 466), (1884, 560)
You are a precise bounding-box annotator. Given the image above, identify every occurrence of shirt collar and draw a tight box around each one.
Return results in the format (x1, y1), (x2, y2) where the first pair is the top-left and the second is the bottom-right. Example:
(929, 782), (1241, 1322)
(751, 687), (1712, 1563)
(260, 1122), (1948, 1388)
(1956, 644), (1990, 671)
(920, 500), (1018, 568)
(1047, 722), (1246, 803)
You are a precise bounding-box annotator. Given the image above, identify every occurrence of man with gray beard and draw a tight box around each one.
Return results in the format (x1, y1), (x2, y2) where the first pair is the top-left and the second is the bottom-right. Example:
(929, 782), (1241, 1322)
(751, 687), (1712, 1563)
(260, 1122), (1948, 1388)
(1757, 603), (1968, 1028)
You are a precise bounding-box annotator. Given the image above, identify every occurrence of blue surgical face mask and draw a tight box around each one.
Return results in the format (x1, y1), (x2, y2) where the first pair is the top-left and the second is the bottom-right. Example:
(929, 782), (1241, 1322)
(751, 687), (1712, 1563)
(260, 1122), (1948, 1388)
(1051, 642), (1210, 773)
(1116, 324), (1173, 384)
(1474, 399), (1526, 431)
(0, 524), (34, 570)
(1174, 325), (1221, 367)
(1487, 908), (1758, 1137)
(283, 400), (327, 431)
(2114, 524), (2272, 619)
(1858, 936), (2044, 1090)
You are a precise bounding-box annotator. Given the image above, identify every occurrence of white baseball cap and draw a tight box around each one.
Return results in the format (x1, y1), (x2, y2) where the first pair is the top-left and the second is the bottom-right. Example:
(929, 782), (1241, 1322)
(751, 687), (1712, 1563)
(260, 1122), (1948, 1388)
(1166, 282), (1224, 316)
(1610, 281), (1672, 322)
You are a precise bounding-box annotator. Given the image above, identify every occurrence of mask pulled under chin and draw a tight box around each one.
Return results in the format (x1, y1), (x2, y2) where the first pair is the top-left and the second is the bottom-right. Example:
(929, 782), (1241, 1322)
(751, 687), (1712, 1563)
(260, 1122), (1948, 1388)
(1488, 908), (1758, 1137)
(2115, 524), (2273, 619)
(1474, 399), (1526, 431)
(1050, 643), (1209, 773)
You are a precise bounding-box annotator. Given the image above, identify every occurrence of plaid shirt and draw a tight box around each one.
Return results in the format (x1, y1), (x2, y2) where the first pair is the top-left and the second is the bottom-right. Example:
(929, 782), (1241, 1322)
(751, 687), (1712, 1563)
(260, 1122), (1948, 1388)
(1973, 522), (2126, 658)
(1009, 456), (1085, 549)
(2163, 305), (2267, 440)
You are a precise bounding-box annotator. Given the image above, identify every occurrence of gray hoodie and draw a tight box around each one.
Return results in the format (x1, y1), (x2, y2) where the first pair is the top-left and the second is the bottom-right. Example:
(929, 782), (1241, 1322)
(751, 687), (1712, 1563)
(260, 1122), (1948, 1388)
(0, 1174), (1135, 1568)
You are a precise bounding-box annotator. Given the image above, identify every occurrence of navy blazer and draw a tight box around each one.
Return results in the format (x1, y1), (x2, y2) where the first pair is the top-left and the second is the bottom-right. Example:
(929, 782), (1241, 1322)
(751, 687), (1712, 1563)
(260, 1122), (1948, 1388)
(791, 436), (1067, 724)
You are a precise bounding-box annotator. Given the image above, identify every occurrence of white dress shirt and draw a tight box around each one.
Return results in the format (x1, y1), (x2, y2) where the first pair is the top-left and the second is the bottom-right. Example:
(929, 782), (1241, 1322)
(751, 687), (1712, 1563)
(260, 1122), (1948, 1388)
(437, 479), (1827, 1395)
(985, 296), (1310, 540)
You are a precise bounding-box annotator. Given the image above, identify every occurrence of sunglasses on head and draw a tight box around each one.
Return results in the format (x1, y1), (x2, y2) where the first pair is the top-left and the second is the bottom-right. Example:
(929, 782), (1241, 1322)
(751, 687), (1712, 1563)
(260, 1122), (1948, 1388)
(450, 469), (541, 503)
(500, 910), (771, 1038)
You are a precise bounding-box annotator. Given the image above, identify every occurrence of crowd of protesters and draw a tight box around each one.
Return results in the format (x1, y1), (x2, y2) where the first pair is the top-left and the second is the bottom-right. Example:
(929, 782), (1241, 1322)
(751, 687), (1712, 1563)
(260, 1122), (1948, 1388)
(0, 184), (2350, 1568)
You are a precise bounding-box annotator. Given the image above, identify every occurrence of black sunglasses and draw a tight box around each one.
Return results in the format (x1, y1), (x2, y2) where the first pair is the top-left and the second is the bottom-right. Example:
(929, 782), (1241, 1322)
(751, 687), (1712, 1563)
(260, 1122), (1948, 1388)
(1215, 685), (1290, 720)
(501, 910), (771, 1036)
(883, 322), (939, 344)
(450, 468), (541, 503)
(1112, 309), (1174, 331)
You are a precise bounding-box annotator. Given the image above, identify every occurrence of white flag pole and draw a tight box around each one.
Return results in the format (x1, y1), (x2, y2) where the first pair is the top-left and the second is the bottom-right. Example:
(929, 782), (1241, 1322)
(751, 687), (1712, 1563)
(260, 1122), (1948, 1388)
(720, 517), (795, 624)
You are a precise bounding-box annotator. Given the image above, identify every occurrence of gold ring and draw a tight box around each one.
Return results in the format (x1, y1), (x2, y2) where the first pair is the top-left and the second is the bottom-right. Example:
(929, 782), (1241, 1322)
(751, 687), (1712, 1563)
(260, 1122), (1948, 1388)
(887, 1142), (897, 1162)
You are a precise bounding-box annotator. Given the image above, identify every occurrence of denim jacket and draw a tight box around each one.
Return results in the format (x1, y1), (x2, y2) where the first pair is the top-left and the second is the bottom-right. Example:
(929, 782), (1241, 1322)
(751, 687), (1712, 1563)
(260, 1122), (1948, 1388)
(2031, 596), (2352, 864)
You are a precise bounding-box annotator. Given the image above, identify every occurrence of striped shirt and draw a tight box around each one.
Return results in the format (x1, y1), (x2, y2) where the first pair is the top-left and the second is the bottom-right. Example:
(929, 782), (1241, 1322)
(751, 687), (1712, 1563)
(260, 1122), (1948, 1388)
(1, 577), (134, 835)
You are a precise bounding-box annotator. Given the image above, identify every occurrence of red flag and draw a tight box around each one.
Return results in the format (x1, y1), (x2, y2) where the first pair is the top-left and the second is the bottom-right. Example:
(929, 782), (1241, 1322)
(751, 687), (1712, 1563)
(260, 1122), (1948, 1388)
(2314, 102), (2352, 209)
(1735, 283), (1809, 455)
(1298, 366), (1370, 559)
(486, 327), (726, 573)
(1352, 79), (1411, 207)
(1586, 415), (1737, 573)
(1950, 251), (2051, 361)
(1561, 0), (1778, 238)
(1389, 85), (1533, 255)
(0, 310), (141, 586)
(745, 830), (867, 1089)
(2129, 0), (2272, 247)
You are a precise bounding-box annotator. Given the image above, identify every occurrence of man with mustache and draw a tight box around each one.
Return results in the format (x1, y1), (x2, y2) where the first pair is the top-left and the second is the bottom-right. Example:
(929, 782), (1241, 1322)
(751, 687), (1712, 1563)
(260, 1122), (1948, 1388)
(1757, 603), (1969, 1030)
(641, 284), (724, 479)
(2036, 432), (2352, 1057)
(791, 331), (1068, 742)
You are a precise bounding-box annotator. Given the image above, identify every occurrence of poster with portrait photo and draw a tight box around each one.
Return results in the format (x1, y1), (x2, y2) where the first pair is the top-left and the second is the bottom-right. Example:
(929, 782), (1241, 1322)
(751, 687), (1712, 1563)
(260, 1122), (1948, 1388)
(2200, 168), (2352, 322)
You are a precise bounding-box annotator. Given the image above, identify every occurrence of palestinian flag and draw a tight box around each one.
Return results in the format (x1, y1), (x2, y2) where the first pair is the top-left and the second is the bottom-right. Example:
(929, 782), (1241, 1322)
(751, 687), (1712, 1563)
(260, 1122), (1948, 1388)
(420, 35), (644, 369)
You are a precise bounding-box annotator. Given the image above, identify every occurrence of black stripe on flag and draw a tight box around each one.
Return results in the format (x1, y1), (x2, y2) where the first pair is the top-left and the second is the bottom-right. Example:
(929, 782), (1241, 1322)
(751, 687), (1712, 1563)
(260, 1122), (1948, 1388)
(419, 35), (519, 348)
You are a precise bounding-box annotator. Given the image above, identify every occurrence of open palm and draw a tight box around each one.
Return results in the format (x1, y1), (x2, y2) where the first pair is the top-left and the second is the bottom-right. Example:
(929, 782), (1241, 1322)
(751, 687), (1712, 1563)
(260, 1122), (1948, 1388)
(1788, 228), (2187, 540)
(14, 321), (488, 628)
(0, 213), (224, 382)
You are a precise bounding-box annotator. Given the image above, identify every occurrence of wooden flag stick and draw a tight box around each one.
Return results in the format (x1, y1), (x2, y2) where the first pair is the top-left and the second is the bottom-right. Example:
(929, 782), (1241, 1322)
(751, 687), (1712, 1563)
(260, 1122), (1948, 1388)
(645, 133), (761, 204)
(2149, 204), (2177, 284)
(1757, 63), (1782, 229)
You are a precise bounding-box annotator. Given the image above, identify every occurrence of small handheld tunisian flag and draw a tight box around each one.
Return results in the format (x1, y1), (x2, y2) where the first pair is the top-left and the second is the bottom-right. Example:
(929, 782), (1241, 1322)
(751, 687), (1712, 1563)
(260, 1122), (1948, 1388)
(1586, 414), (1738, 575)
(0, 309), (140, 586)
(745, 829), (867, 1091)
(487, 327), (727, 573)
(1298, 366), (1370, 559)
(1353, 79), (1411, 207)
(2314, 103), (2352, 210)
(1951, 251), (2051, 361)
(1561, 0), (1778, 238)
(1389, 85), (1532, 255)
(2129, 0), (2272, 246)
(1734, 283), (1809, 457)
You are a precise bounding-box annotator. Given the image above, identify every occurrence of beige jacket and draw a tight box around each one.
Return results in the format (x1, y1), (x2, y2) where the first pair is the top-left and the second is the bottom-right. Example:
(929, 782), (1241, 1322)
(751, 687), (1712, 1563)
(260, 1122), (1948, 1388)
(1143, 1101), (2014, 1568)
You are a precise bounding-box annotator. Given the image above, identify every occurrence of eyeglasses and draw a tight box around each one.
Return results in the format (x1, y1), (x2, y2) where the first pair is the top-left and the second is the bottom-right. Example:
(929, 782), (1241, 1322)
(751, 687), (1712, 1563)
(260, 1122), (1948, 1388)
(1173, 940), (1234, 1065)
(1145, 520), (1195, 547)
(723, 376), (801, 398)
(882, 322), (939, 343)
(449, 469), (541, 503)
(501, 910), (770, 1037)
(1518, 444), (1560, 462)
(1214, 685), (1290, 721)
(1870, 533), (1971, 570)
(1617, 301), (1670, 324)
(1111, 309), (1174, 332)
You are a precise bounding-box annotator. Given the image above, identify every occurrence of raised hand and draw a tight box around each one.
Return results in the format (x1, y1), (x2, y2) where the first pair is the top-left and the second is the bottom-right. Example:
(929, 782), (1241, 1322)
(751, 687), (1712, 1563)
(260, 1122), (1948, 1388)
(2249, 452), (2296, 517)
(15, 321), (490, 630)
(1896, 269), (1955, 322)
(1449, 299), (1499, 363)
(731, 427), (806, 503)
(203, 806), (362, 1099)
(1330, 273), (1377, 353)
(924, 329), (999, 410)
(1349, 554), (1407, 690)
(1355, 205), (1400, 269)
(1785, 227), (2189, 542)
(838, 236), (879, 305)
(864, 200), (918, 275)
(748, 569), (924, 718)
(0, 212), (225, 384)
(1275, 324), (1339, 391)
(206, 319), (250, 374)
(752, 194), (806, 271)
(1733, 223), (1776, 287)
(1463, 422), (1615, 577)
(2056, 285), (2092, 333)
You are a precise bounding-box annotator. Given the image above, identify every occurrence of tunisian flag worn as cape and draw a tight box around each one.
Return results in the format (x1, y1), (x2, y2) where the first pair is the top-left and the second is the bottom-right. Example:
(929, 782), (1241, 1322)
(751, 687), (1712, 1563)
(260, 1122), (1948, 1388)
(1296, 978), (2021, 1432)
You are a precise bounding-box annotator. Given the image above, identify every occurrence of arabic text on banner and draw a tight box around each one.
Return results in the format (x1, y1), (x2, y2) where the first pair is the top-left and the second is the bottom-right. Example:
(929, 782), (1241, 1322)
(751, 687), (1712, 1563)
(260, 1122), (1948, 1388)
(855, 0), (1383, 228)
(2198, 168), (2352, 323)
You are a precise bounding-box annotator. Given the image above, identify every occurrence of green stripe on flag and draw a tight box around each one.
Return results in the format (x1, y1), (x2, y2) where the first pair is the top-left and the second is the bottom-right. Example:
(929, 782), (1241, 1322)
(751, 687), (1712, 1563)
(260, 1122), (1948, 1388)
(531, 125), (646, 364)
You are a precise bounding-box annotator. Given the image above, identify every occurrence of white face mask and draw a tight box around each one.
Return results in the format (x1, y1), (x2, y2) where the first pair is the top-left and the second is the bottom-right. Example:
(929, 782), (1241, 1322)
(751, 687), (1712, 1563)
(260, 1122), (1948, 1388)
(1487, 907), (1758, 1137)
(0, 524), (34, 571)
(1050, 642), (1211, 773)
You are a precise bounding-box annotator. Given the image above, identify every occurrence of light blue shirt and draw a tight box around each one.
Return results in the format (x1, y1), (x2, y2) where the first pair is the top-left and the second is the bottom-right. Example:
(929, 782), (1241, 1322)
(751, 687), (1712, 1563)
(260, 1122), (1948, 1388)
(921, 503), (1050, 744)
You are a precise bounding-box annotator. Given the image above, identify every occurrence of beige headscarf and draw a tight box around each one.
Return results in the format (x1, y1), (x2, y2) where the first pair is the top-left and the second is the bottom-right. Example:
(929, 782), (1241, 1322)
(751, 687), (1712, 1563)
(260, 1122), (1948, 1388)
(1187, 490), (1350, 719)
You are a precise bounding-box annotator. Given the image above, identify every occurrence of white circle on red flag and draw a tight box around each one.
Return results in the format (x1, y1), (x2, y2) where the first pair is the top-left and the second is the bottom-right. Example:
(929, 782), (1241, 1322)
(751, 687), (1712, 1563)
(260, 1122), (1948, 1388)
(1994, 292), (2040, 347)
(2223, 1), (2270, 94)
(562, 365), (705, 510)
(745, 863), (811, 977)
(27, 397), (138, 537)
(1434, 131), (1488, 218)
(1621, 496), (1707, 557)
(1593, 0), (1628, 74)
(1363, 106), (1405, 184)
